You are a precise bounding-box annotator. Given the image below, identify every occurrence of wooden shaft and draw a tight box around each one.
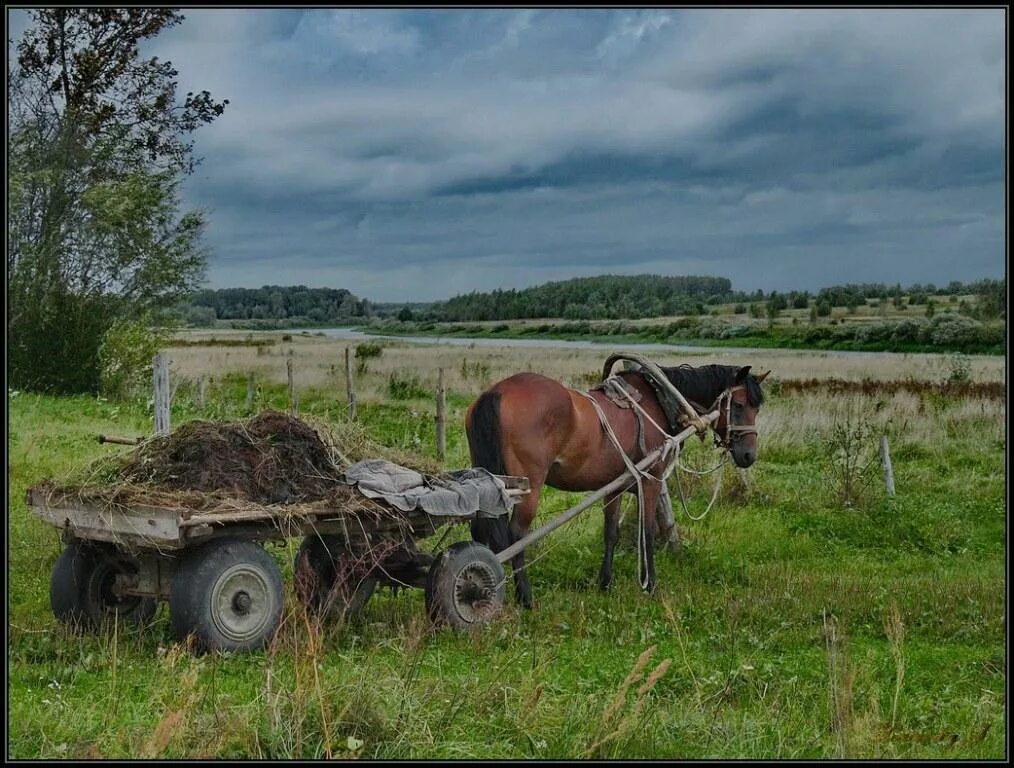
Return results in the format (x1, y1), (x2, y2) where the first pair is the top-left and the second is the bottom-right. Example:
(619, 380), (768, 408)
(495, 411), (718, 564)
(98, 435), (142, 446)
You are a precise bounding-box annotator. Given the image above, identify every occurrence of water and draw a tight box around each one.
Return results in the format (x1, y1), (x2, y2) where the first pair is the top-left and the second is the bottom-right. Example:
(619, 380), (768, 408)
(295, 326), (908, 360)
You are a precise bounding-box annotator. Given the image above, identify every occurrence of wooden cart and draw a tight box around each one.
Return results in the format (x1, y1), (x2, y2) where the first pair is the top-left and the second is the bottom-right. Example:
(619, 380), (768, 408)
(28, 473), (530, 653)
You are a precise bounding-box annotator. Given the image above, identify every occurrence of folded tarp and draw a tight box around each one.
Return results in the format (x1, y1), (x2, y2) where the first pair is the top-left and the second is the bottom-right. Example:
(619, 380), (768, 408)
(343, 459), (513, 519)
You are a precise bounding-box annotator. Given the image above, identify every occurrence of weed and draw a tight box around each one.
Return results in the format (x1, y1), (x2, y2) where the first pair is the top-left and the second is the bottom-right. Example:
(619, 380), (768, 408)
(821, 399), (881, 508)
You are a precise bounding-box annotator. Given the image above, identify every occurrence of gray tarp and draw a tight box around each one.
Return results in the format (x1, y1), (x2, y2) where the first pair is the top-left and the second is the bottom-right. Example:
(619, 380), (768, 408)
(343, 459), (513, 519)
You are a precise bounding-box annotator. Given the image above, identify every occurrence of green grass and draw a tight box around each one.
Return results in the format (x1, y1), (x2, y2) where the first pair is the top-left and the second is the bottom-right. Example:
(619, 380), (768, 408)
(6, 375), (1006, 759)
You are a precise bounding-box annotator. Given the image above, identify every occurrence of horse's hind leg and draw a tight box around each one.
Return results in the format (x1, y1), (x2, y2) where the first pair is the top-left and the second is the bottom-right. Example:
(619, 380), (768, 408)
(598, 493), (622, 590)
(506, 478), (543, 609)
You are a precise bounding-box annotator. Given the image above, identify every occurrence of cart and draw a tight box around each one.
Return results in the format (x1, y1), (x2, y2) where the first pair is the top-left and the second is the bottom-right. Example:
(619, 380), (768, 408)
(28, 469), (530, 653)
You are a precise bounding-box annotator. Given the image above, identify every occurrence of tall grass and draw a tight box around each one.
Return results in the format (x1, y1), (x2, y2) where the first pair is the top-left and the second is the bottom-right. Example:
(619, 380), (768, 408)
(6, 342), (1006, 759)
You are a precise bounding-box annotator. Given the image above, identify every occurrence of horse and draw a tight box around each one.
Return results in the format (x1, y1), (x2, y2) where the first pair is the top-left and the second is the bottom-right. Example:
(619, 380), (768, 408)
(465, 361), (768, 608)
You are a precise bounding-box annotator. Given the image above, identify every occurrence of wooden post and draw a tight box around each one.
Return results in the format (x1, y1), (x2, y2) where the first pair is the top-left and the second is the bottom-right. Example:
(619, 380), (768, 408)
(880, 435), (896, 496)
(345, 347), (357, 420)
(287, 358), (296, 417)
(435, 367), (447, 462)
(153, 351), (170, 436)
(246, 372), (255, 411)
(196, 376), (206, 408)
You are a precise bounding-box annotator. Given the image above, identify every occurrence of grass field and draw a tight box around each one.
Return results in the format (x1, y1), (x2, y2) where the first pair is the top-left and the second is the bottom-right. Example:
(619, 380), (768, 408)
(7, 339), (1006, 759)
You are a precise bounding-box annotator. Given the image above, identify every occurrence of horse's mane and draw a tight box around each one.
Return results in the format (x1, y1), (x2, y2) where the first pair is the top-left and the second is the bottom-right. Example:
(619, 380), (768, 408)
(660, 364), (765, 408)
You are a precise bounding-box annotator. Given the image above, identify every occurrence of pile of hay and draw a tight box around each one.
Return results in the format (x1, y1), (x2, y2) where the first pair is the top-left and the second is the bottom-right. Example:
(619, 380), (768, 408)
(118, 411), (345, 503)
(40, 411), (438, 518)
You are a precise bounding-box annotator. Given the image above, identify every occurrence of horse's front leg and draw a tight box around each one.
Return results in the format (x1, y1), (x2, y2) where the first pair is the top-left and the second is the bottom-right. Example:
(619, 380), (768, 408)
(598, 493), (622, 590)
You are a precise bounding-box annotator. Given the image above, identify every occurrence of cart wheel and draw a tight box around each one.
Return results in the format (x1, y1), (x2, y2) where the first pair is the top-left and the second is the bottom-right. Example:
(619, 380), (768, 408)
(170, 538), (283, 653)
(425, 541), (506, 629)
(50, 541), (156, 632)
(293, 535), (376, 619)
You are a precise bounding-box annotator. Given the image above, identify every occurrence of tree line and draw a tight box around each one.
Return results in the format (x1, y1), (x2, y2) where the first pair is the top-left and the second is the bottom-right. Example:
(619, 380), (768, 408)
(426, 275), (734, 322)
(182, 286), (374, 325)
(394, 275), (1004, 323)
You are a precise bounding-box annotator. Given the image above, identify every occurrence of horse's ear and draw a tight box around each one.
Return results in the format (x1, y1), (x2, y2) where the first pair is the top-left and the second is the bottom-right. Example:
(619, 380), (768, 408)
(755, 369), (771, 383)
(735, 365), (752, 383)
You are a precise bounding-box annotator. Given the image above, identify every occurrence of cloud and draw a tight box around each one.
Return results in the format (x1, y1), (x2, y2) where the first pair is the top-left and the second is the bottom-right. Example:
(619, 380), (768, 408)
(94, 9), (1007, 300)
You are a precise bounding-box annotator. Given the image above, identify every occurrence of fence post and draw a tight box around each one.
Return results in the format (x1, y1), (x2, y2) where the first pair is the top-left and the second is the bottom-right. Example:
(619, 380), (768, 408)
(287, 358), (297, 418)
(153, 351), (170, 436)
(435, 367), (447, 462)
(880, 435), (896, 496)
(246, 372), (255, 412)
(345, 347), (357, 420)
(197, 375), (206, 408)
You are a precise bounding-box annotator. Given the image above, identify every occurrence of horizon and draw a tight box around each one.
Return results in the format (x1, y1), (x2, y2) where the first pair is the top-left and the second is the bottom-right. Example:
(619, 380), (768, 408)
(193, 271), (1005, 307)
(11, 9), (1006, 302)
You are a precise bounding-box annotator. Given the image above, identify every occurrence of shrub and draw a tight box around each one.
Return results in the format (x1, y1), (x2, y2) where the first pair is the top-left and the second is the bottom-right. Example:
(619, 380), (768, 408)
(98, 314), (169, 400)
(928, 313), (983, 347)
(947, 352), (972, 383)
(387, 372), (429, 400)
(822, 399), (881, 508)
(889, 318), (929, 345)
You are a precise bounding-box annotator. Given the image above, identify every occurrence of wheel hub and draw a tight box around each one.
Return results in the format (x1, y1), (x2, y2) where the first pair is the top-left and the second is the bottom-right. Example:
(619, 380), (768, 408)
(211, 564), (274, 643)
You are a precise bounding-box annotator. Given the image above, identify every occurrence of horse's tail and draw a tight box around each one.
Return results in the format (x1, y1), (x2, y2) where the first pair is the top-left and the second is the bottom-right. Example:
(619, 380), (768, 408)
(467, 390), (513, 553)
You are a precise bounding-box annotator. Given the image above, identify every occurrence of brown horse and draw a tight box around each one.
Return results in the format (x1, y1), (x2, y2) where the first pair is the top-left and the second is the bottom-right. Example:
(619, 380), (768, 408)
(466, 362), (768, 607)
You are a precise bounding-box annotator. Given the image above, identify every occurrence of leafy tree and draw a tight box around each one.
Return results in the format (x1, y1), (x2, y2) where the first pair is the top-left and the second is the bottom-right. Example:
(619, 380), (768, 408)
(8, 9), (227, 393)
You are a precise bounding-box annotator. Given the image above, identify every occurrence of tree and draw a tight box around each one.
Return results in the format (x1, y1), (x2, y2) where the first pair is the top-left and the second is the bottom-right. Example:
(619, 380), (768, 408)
(8, 9), (227, 393)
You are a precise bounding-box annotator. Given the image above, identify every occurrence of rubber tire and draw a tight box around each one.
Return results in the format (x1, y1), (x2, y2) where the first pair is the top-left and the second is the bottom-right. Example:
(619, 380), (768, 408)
(50, 541), (156, 632)
(170, 538), (283, 653)
(293, 535), (377, 619)
(425, 541), (506, 629)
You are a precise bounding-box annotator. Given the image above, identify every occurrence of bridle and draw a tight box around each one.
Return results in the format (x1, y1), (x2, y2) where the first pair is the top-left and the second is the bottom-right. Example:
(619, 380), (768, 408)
(686, 384), (758, 452)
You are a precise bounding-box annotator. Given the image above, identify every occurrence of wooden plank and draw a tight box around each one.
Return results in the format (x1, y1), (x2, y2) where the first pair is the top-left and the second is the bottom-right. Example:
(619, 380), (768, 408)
(30, 499), (184, 548)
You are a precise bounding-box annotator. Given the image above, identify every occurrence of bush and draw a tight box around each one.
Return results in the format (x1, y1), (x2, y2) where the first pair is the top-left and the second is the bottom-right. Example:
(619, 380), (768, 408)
(98, 314), (169, 400)
(928, 313), (983, 347)
(387, 372), (429, 400)
(355, 342), (383, 361)
(889, 318), (929, 344)
(947, 352), (972, 383)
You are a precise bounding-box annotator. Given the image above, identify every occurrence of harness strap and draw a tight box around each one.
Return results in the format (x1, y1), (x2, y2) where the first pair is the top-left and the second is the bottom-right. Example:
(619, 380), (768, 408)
(579, 391), (658, 591)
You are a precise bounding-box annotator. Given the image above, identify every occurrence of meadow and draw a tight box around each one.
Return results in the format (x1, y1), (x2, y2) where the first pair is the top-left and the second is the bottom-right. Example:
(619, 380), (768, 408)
(7, 335), (1006, 759)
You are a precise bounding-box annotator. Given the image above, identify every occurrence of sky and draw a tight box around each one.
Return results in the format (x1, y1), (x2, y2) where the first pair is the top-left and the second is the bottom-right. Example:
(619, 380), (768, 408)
(9, 8), (1008, 302)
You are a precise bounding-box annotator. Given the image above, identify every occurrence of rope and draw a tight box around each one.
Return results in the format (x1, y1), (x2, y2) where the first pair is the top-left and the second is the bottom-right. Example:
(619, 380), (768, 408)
(604, 373), (730, 524)
(580, 391), (656, 591)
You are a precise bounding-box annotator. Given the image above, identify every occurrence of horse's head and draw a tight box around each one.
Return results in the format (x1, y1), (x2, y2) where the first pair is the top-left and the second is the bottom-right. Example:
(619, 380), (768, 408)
(717, 366), (769, 468)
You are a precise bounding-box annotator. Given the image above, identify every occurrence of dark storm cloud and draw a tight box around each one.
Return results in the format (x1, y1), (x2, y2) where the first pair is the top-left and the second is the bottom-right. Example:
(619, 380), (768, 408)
(121, 8), (1007, 301)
